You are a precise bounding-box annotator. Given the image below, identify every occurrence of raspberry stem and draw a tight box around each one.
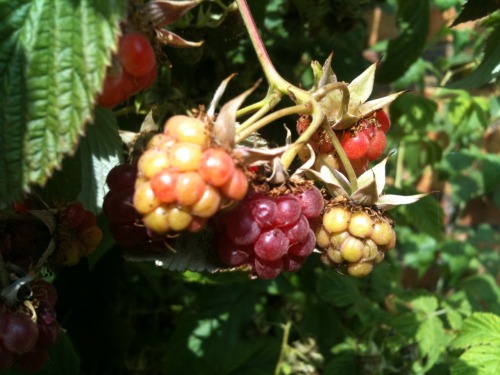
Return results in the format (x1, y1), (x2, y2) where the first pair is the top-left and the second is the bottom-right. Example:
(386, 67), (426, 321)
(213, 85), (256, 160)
(235, 104), (309, 144)
(237, 88), (283, 129)
(236, 0), (328, 170)
(321, 123), (358, 191)
(274, 320), (292, 375)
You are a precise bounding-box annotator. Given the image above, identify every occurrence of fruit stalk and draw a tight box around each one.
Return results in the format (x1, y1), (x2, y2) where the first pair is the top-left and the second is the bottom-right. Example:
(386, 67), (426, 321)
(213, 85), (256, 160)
(236, 0), (326, 169)
(321, 123), (358, 191)
(235, 104), (309, 143)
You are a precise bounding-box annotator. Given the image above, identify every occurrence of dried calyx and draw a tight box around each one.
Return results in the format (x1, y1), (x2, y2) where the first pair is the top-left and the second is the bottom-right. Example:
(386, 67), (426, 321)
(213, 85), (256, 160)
(311, 54), (405, 130)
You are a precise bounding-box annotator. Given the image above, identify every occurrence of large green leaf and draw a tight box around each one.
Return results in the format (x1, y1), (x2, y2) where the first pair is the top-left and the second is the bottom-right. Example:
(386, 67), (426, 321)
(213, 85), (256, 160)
(77, 107), (123, 213)
(451, 313), (500, 375)
(451, 313), (500, 349)
(0, 0), (126, 207)
(376, 0), (430, 83)
(163, 284), (273, 375)
(451, 0), (499, 26)
(448, 22), (500, 89)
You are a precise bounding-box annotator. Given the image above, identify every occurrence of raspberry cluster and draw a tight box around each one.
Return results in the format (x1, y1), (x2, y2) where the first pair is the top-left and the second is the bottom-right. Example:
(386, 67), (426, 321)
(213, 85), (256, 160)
(316, 202), (396, 277)
(215, 185), (324, 279)
(97, 31), (157, 108)
(133, 115), (249, 235)
(0, 280), (60, 372)
(55, 202), (103, 266)
(298, 109), (391, 175)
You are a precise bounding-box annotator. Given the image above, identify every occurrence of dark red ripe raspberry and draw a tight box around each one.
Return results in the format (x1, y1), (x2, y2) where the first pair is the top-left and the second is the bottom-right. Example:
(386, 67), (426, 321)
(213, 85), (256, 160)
(97, 71), (133, 108)
(118, 32), (156, 77)
(15, 346), (49, 373)
(63, 202), (86, 229)
(0, 312), (39, 354)
(274, 196), (301, 227)
(216, 186), (324, 279)
(106, 164), (138, 192)
(254, 229), (290, 261)
(297, 186), (323, 219)
(249, 197), (277, 228)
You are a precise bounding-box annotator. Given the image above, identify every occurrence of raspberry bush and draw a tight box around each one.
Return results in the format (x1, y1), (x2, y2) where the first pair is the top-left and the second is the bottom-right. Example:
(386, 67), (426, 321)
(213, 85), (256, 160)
(1, 0), (499, 374)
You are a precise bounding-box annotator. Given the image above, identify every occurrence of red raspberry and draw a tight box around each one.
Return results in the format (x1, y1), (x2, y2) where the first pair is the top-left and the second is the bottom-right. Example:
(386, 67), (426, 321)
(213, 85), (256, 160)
(215, 185), (324, 279)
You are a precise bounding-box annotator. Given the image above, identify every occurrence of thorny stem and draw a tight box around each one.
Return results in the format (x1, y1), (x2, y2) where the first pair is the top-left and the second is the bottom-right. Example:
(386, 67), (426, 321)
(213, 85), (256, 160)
(235, 104), (309, 144)
(236, 0), (324, 169)
(322, 123), (358, 191)
(274, 320), (292, 375)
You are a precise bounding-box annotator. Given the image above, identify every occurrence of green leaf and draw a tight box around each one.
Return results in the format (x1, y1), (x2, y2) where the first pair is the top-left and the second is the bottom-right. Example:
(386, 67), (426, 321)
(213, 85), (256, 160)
(452, 345), (500, 375)
(127, 229), (222, 273)
(439, 240), (478, 285)
(448, 23), (500, 88)
(451, 313), (500, 375)
(416, 316), (450, 371)
(410, 295), (438, 314)
(77, 107), (123, 214)
(459, 275), (500, 314)
(316, 271), (361, 307)
(451, 0), (499, 26)
(451, 313), (500, 349)
(0, 0), (126, 207)
(391, 94), (438, 132)
(164, 285), (266, 374)
(324, 351), (359, 375)
(376, 0), (430, 83)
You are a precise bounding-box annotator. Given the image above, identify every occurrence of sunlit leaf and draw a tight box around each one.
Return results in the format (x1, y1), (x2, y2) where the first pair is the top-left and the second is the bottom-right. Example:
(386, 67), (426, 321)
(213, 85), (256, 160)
(0, 0), (126, 207)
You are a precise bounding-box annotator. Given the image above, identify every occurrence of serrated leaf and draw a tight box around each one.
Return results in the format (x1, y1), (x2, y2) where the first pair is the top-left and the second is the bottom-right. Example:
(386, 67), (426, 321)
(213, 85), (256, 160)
(77, 107), (123, 214)
(164, 285), (263, 374)
(316, 272), (360, 307)
(459, 274), (500, 314)
(127, 229), (221, 272)
(0, 0), (126, 207)
(451, 344), (500, 375)
(411, 295), (439, 314)
(347, 63), (376, 111)
(376, 0), (430, 83)
(416, 316), (449, 371)
(448, 23), (500, 88)
(451, 0), (499, 26)
(451, 313), (500, 350)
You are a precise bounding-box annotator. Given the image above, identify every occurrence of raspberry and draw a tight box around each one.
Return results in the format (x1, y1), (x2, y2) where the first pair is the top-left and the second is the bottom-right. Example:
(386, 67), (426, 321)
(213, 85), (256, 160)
(318, 202), (395, 277)
(164, 115), (208, 146)
(365, 129), (387, 161)
(220, 168), (249, 201)
(118, 32), (156, 77)
(215, 185), (324, 279)
(199, 148), (236, 186)
(375, 109), (391, 133)
(340, 131), (370, 160)
(0, 312), (39, 354)
(132, 115), (249, 236)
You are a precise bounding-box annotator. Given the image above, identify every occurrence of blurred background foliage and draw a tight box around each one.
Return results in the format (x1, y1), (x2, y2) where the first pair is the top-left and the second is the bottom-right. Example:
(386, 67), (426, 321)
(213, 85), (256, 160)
(3, 0), (499, 374)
